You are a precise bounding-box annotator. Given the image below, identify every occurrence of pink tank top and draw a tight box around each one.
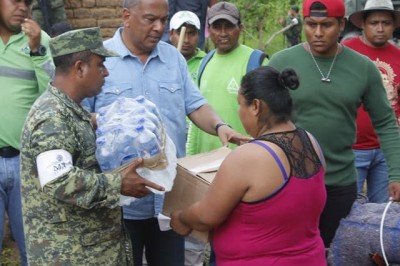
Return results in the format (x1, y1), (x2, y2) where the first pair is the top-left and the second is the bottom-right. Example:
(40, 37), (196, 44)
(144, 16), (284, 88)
(213, 129), (327, 266)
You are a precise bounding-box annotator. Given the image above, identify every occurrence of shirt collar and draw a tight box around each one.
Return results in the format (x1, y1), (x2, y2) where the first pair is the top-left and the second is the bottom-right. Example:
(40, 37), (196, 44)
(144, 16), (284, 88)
(48, 84), (91, 122)
(113, 27), (166, 63)
(193, 48), (206, 59)
(3, 31), (26, 47)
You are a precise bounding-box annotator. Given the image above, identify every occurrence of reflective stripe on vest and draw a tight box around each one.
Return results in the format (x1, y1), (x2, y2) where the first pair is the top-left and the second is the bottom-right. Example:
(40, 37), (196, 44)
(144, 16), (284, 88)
(0, 65), (36, 81)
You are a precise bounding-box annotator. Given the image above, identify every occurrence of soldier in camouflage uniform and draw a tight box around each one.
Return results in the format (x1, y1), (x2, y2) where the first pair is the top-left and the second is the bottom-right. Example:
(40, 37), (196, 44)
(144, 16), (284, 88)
(282, 5), (302, 47)
(31, 0), (67, 34)
(20, 27), (164, 265)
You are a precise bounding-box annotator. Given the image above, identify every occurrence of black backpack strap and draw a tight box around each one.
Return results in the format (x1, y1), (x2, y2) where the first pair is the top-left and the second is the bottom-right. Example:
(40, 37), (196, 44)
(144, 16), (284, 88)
(197, 49), (216, 86)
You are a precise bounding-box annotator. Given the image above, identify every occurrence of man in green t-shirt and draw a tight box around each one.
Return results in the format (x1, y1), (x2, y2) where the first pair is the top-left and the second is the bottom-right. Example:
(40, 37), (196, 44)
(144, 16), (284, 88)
(0, 0), (54, 264)
(268, 0), (400, 248)
(169, 10), (208, 266)
(186, 1), (267, 156)
(169, 10), (206, 82)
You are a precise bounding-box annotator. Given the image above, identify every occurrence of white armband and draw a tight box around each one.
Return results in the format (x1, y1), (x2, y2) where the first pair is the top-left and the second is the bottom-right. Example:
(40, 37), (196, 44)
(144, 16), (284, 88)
(36, 149), (73, 188)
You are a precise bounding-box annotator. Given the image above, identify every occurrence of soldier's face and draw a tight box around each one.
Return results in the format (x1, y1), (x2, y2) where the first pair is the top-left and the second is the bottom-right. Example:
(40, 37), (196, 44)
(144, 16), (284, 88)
(0, 0), (30, 34)
(122, 0), (168, 55)
(82, 54), (109, 98)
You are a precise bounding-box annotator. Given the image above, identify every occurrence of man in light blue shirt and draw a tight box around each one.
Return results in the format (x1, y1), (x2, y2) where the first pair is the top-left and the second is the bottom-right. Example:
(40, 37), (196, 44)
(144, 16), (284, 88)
(83, 0), (246, 265)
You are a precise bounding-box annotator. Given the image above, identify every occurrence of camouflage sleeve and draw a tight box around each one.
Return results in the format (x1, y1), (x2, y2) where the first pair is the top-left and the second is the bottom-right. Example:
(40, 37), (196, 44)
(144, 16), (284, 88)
(29, 113), (122, 209)
(32, 30), (54, 93)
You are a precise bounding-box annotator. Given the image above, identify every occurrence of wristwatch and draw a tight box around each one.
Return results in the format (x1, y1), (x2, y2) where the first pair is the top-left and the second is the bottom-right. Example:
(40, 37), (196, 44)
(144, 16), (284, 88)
(30, 45), (47, 57)
(215, 122), (231, 134)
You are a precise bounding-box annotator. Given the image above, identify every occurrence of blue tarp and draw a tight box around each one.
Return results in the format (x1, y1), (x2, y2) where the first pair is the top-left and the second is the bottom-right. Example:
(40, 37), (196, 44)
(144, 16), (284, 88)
(328, 201), (400, 265)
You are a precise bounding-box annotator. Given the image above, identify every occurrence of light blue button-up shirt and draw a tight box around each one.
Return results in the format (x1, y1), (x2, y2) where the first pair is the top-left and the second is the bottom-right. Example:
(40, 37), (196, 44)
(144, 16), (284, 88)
(83, 28), (207, 220)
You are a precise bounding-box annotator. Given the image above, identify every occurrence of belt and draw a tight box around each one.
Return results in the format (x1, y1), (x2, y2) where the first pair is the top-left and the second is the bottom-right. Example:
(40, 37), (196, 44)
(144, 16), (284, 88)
(0, 146), (20, 158)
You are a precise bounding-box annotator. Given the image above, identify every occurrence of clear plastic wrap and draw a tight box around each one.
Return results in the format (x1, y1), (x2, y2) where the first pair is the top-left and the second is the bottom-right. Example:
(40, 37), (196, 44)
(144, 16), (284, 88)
(94, 96), (177, 206)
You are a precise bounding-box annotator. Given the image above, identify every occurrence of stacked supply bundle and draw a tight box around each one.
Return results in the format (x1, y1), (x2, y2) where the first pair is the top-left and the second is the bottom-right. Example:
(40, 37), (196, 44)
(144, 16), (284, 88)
(95, 96), (177, 205)
(328, 201), (400, 265)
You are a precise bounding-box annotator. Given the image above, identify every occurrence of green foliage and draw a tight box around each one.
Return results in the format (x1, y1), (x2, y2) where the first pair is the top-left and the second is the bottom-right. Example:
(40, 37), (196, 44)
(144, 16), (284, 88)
(227, 0), (302, 56)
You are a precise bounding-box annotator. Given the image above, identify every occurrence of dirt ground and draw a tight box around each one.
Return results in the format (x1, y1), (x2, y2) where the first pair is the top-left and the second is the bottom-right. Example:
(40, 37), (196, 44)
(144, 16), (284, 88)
(1, 215), (20, 266)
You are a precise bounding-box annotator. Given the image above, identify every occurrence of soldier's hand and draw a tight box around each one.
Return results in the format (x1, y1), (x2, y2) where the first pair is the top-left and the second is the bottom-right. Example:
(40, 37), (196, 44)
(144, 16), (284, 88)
(21, 18), (42, 53)
(121, 158), (165, 198)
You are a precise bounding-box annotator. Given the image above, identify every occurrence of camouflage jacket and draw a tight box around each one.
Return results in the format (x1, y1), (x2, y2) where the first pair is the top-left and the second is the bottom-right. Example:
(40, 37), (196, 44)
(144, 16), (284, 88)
(284, 14), (302, 39)
(31, 0), (67, 32)
(20, 84), (133, 265)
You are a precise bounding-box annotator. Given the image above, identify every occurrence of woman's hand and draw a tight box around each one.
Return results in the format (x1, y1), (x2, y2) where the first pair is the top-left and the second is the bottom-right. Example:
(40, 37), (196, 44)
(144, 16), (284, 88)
(170, 210), (192, 236)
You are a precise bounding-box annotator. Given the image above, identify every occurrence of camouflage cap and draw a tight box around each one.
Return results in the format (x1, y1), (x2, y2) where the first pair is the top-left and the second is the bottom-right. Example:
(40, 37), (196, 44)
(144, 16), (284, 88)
(50, 27), (119, 58)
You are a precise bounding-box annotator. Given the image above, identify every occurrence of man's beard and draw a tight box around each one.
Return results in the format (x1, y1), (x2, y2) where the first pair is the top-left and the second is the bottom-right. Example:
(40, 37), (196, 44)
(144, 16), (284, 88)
(0, 20), (22, 34)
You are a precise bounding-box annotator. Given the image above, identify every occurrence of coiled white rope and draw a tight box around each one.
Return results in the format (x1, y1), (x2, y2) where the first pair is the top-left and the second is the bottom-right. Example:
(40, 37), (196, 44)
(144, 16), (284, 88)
(380, 197), (394, 266)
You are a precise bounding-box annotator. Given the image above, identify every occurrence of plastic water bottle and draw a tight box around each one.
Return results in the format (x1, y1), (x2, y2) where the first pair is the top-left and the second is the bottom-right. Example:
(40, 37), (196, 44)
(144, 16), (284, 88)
(136, 96), (157, 114)
(135, 125), (161, 158)
(119, 128), (139, 166)
(137, 117), (162, 142)
(130, 107), (160, 128)
(96, 135), (114, 171)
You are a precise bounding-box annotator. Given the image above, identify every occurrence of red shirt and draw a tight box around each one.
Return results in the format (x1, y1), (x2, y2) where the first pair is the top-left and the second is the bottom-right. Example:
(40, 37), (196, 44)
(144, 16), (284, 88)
(342, 37), (400, 149)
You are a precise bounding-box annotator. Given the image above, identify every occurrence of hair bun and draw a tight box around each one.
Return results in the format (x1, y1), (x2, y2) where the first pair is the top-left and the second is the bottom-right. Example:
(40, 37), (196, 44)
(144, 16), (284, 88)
(278, 68), (299, 90)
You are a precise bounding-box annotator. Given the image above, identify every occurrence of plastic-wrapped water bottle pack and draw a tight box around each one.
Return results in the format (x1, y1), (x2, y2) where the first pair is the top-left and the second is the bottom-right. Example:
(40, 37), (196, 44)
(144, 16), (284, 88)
(95, 96), (177, 205)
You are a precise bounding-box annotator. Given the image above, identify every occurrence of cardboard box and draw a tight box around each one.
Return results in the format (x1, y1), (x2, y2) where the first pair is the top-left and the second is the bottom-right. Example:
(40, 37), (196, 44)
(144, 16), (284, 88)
(163, 147), (231, 242)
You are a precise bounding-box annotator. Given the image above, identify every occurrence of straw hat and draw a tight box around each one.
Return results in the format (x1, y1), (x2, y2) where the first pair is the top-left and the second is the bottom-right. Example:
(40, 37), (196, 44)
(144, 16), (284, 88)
(349, 0), (400, 28)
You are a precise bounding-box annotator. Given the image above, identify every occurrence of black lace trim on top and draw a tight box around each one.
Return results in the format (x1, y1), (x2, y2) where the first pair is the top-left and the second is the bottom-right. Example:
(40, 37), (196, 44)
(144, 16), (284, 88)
(255, 128), (322, 179)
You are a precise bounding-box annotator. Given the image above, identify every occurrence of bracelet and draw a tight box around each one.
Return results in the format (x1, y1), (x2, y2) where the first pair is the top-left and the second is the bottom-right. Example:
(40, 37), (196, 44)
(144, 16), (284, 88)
(215, 122), (231, 134)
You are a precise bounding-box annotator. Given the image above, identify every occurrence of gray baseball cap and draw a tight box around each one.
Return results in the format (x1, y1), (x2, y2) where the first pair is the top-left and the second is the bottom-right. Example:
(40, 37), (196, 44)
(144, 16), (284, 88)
(208, 2), (240, 25)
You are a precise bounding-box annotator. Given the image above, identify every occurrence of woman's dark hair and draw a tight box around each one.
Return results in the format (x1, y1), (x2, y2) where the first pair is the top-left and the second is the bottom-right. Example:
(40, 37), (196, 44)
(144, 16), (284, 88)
(240, 66), (299, 123)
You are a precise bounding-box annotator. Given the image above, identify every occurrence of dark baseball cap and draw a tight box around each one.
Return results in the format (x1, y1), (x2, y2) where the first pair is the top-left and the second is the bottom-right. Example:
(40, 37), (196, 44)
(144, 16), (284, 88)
(303, 0), (345, 17)
(291, 5), (300, 13)
(208, 2), (240, 25)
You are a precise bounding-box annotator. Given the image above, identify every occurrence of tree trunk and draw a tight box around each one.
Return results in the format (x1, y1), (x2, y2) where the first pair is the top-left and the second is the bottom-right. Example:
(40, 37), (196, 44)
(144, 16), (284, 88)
(257, 18), (266, 50)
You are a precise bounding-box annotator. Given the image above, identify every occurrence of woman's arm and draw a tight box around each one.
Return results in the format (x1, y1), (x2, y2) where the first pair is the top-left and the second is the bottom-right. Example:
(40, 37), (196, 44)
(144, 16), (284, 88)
(170, 142), (288, 234)
(171, 145), (251, 234)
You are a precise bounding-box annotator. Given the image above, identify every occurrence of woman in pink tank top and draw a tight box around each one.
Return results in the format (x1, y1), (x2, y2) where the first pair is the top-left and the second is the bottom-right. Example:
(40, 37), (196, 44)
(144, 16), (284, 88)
(171, 66), (327, 265)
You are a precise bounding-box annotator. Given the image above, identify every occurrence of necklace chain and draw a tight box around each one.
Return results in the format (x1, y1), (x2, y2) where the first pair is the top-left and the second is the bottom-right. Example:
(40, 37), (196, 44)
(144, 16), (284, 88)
(307, 43), (339, 83)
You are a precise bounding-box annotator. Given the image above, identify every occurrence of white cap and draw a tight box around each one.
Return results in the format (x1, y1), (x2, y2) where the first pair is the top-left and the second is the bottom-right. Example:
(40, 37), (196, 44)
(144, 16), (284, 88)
(169, 11), (201, 31)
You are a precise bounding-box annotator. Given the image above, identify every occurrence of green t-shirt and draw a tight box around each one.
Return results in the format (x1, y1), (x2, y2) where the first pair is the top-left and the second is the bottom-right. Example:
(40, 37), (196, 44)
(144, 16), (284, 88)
(187, 48), (206, 83)
(0, 31), (53, 149)
(186, 45), (268, 155)
(268, 44), (400, 186)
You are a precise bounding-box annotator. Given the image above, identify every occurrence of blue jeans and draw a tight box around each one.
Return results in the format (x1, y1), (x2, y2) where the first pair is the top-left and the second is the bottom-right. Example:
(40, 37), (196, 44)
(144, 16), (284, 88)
(124, 218), (184, 266)
(353, 149), (389, 203)
(0, 156), (27, 265)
